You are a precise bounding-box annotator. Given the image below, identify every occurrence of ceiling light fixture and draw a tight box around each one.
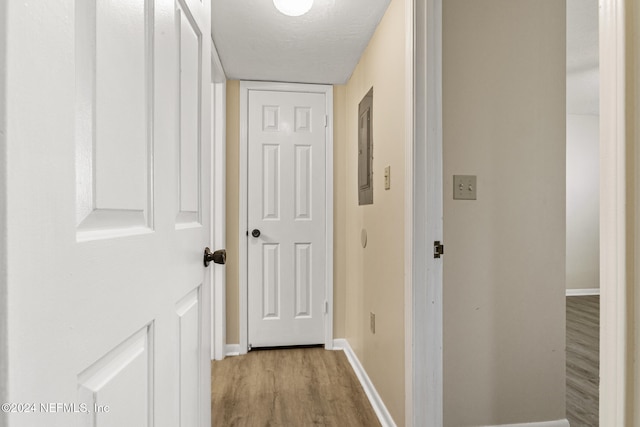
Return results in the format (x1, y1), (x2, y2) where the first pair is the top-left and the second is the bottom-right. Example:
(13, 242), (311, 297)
(273, 0), (313, 17)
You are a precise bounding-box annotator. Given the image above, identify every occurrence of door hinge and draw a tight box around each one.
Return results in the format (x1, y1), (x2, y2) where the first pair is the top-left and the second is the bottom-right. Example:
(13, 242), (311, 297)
(324, 115), (328, 127)
(434, 241), (444, 259)
(324, 301), (328, 314)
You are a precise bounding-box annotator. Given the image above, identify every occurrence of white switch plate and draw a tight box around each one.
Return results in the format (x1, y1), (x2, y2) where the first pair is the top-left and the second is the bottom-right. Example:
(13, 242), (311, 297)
(453, 175), (477, 200)
(384, 166), (390, 190)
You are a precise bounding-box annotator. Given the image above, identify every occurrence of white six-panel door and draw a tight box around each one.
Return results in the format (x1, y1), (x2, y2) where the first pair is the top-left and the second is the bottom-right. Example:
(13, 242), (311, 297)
(247, 89), (328, 348)
(4, 0), (212, 426)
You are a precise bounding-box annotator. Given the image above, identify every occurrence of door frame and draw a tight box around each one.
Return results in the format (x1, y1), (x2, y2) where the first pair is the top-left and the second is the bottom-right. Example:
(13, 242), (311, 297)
(635, 3), (640, 422)
(238, 80), (334, 354)
(408, 0), (633, 426)
(210, 40), (226, 361)
(599, 0), (632, 424)
(405, 0), (443, 425)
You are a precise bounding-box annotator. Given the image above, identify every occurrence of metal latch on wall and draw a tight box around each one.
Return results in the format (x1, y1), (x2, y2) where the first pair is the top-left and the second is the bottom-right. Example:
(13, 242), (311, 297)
(434, 241), (444, 259)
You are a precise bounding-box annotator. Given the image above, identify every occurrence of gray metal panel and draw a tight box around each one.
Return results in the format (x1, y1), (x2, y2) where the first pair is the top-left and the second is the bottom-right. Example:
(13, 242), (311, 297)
(358, 87), (373, 205)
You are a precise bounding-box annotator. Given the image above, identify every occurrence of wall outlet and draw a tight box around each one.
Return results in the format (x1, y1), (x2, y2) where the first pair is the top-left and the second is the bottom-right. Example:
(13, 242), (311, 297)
(384, 166), (391, 190)
(370, 312), (376, 334)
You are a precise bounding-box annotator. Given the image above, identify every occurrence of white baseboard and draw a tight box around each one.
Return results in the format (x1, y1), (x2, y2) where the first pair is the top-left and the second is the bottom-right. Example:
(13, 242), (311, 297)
(225, 344), (241, 357)
(332, 339), (397, 427)
(479, 420), (569, 427)
(566, 288), (600, 296)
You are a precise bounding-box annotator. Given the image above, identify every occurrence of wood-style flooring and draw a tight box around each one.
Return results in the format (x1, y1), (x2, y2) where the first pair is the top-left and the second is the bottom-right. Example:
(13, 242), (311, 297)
(211, 347), (381, 427)
(566, 295), (599, 426)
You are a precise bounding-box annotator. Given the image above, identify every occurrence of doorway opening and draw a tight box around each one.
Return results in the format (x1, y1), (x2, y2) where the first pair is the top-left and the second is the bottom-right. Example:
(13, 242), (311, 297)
(565, 0), (600, 424)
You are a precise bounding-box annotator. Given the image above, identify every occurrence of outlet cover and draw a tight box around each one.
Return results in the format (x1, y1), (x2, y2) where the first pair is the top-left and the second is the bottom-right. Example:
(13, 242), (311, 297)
(453, 175), (477, 200)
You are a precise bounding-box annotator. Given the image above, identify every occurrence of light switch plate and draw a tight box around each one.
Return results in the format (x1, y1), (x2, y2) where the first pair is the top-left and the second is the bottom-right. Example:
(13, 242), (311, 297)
(370, 312), (376, 334)
(384, 166), (390, 190)
(453, 175), (477, 200)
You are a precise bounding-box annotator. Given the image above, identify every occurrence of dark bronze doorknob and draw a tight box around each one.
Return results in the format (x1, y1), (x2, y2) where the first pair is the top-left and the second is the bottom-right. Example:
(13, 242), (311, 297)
(204, 247), (226, 267)
(251, 229), (261, 238)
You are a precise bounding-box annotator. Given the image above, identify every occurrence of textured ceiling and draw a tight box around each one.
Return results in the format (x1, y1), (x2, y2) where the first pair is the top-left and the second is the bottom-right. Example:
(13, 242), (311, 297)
(211, 0), (391, 85)
(212, 0), (598, 111)
(567, 0), (599, 115)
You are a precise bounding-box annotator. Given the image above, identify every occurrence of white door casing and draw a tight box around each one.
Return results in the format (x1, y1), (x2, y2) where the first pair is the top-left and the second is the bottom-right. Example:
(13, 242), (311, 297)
(599, 0), (631, 424)
(3, 0), (212, 426)
(406, 0), (444, 425)
(210, 41), (227, 362)
(240, 81), (334, 352)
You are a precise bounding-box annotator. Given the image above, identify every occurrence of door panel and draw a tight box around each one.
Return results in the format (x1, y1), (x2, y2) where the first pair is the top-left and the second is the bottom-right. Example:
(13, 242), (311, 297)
(262, 145), (281, 219)
(247, 89), (326, 348)
(294, 243), (312, 317)
(262, 243), (281, 319)
(177, 1), (203, 226)
(75, 0), (153, 238)
(4, 0), (212, 426)
(78, 325), (152, 427)
(176, 287), (201, 427)
(294, 146), (312, 219)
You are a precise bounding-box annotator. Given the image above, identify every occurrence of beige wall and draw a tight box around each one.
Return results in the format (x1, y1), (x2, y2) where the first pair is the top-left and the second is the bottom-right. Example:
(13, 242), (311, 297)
(628, 0), (638, 421)
(442, 1), (567, 425)
(334, 0), (407, 424)
(333, 85), (347, 340)
(226, 80), (240, 345)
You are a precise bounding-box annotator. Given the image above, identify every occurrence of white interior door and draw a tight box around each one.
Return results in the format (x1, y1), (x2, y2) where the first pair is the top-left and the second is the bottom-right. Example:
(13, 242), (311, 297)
(3, 0), (212, 426)
(247, 88), (327, 348)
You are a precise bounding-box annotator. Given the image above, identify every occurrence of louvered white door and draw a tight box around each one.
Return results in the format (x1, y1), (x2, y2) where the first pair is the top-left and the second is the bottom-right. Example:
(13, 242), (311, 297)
(3, 0), (212, 426)
(247, 89), (327, 348)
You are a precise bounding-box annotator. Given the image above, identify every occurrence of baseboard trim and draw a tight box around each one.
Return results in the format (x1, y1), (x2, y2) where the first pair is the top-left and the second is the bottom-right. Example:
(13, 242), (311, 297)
(225, 344), (241, 357)
(566, 288), (600, 296)
(332, 339), (397, 427)
(479, 420), (570, 427)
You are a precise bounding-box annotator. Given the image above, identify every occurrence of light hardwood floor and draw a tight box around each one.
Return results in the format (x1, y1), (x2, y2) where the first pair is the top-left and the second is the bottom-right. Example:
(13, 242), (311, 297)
(566, 295), (599, 426)
(211, 347), (381, 427)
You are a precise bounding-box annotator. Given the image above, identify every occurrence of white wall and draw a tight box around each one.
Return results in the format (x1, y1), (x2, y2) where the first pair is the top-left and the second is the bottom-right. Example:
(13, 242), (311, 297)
(566, 114), (599, 290)
(565, 0), (599, 293)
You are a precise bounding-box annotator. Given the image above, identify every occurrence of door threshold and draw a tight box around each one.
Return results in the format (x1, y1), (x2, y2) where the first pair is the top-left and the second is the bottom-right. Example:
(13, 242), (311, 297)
(249, 344), (325, 352)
